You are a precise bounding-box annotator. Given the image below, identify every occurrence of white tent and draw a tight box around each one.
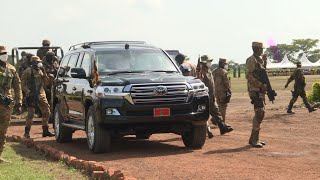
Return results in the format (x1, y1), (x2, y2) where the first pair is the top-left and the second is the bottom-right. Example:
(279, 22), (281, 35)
(266, 59), (278, 69)
(277, 54), (296, 69)
(300, 53), (315, 67)
(314, 59), (320, 66)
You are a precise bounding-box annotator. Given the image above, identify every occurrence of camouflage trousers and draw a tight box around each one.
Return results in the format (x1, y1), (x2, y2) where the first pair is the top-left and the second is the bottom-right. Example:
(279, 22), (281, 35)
(249, 91), (265, 131)
(0, 105), (11, 156)
(215, 91), (229, 122)
(26, 95), (50, 127)
(209, 94), (224, 125)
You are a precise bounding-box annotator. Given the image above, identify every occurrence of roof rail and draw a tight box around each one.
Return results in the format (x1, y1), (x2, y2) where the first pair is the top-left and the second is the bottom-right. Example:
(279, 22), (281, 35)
(69, 41), (146, 51)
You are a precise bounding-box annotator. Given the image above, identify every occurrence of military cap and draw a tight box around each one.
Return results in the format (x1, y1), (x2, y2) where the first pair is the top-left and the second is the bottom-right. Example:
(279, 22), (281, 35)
(42, 39), (51, 46)
(31, 56), (42, 62)
(219, 58), (227, 64)
(0, 46), (7, 53)
(175, 53), (186, 63)
(200, 55), (213, 63)
(252, 42), (265, 48)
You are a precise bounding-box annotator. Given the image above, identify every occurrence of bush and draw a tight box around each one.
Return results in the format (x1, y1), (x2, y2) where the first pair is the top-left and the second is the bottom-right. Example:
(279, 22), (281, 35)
(307, 82), (320, 102)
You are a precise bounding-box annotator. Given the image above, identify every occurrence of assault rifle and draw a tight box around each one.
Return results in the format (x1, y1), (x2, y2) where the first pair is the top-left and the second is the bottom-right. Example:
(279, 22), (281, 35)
(253, 67), (277, 103)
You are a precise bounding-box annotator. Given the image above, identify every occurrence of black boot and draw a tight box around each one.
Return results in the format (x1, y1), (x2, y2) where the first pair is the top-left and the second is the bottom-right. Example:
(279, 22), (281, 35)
(24, 126), (31, 139)
(217, 121), (233, 135)
(287, 103), (295, 114)
(42, 126), (55, 137)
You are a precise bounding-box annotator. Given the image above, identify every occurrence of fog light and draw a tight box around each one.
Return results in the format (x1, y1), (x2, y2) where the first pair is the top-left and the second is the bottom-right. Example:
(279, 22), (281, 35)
(197, 104), (206, 112)
(106, 108), (120, 115)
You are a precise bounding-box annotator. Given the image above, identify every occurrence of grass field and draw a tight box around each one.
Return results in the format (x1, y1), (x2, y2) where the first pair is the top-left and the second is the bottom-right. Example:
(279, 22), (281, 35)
(0, 142), (86, 180)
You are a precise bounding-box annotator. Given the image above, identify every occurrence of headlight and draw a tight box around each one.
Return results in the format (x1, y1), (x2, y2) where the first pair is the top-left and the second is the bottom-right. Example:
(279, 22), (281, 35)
(190, 83), (206, 90)
(96, 86), (124, 97)
(187, 83), (208, 98)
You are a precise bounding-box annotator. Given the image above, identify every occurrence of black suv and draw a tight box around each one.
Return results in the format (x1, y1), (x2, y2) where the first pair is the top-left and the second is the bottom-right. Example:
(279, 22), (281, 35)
(52, 41), (209, 153)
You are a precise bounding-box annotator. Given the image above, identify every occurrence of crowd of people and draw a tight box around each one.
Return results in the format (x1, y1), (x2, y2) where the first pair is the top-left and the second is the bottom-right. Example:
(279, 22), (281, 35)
(0, 39), (59, 163)
(0, 40), (318, 163)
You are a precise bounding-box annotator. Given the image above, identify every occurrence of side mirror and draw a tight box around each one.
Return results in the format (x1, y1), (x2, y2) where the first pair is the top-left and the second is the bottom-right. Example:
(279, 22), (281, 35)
(71, 67), (86, 79)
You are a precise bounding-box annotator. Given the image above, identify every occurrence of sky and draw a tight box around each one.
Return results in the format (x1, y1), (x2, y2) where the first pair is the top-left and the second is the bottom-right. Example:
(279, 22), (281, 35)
(1, 0), (320, 64)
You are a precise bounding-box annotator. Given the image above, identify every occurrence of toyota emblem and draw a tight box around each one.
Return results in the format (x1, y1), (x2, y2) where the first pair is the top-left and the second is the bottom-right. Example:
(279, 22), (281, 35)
(154, 85), (168, 96)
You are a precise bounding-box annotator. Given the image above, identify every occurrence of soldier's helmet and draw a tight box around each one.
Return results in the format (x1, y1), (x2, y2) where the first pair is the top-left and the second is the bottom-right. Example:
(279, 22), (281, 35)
(45, 51), (55, 56)
(219, 58), (228, 64)
(31, 56), (42, 62)
(42, 39), (51, 46)
(200, 55), (213, 64)
(21, 51), (27, 57)
(175, 53), (185, 64)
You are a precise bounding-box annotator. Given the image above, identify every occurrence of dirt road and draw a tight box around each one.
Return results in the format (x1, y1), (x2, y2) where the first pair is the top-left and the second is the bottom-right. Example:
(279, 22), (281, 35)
(8, 77), (320, 179)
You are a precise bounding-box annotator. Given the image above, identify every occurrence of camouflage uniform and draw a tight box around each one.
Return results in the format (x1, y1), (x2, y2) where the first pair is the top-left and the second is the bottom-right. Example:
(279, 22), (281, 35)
(43, 51), (59, 103)
(21, 56), (54, 138)
(37, 39), (51, 60)
(246, 42), (267, 148)
(212, 58), (231, 122)
(285, 62), (317, 113)
(200, 55), (233, 137)
(0, 45), (22, 162)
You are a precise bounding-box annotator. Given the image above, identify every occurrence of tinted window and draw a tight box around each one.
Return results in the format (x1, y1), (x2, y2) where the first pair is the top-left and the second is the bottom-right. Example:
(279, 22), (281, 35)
(81, 53), (91, 77)
(96, 49), (177, 74)
(67, 53), (80, 77)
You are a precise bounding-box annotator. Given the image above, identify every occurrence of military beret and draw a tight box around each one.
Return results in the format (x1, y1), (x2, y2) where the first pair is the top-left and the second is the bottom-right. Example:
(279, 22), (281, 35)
(200, 55), (213, 63)
(0, 45), (7, 53)
(31, 56), (42, 62)
(252, 42), (265, 48)
(219, 58), (227, 64)
(42, 39), (51, 45)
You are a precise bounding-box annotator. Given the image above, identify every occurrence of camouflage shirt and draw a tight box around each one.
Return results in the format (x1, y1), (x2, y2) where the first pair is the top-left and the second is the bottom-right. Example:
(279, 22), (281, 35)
(0, 63), (22, 104)
(21, 67), (48, 95)
(202, 69), (215, 95)
(212, 67), (230, 92)
(287, 68), (306, 90)
(245, 55), (266, 91)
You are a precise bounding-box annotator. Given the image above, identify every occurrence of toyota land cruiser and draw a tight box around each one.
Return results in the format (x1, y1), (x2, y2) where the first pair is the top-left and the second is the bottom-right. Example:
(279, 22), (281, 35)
(52, 41), (209, 153)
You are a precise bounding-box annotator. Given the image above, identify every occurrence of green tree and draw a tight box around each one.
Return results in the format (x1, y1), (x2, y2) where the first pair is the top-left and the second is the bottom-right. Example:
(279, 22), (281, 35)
(292, 39), (320, 62)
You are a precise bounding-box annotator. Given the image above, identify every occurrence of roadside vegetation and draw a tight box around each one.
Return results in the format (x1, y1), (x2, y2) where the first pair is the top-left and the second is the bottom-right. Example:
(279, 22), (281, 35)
(0, 142), (87, 180)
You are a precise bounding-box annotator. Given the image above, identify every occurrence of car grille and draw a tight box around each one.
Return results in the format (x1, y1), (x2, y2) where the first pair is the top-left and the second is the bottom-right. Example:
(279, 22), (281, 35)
(130, 83), (188, 105)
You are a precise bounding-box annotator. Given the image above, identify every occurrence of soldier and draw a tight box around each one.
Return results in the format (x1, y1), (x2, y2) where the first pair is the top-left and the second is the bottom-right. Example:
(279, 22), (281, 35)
(21, 56), (54, 138)
(19, 53), (33, 77)
(246, 42), (268, 148)
(43, 51), (59, 103)
(285, 61), (317, 113)
(212, 58), (231, 124)
(37, 39), (51, 60)
(175, 53), (197, 77)
(200, 55), (233, 138)
(0, 45), (22, 163)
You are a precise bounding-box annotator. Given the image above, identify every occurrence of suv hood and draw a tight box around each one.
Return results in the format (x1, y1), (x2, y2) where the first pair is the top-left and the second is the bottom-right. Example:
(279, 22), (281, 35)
(99, 72), (200, 86)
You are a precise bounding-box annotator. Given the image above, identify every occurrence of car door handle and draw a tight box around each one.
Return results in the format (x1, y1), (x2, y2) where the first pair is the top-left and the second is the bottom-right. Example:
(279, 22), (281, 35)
(72, 87), (77, 91)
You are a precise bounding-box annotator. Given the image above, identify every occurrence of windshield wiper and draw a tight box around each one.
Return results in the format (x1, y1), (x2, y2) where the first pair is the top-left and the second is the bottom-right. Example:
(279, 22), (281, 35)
(106, 70), (144, 75)
(148, 70), (178, 73)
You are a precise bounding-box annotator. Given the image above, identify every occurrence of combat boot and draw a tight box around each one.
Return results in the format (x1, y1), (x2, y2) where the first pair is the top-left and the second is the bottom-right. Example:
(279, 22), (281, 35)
(249, 129), (266, 146)
(287, 103), (295, 114)
(217, 121), (233, 135)
(308, 106), (317, 113)
(42, 126), (55, 137)
(24, 126), (31, 139)
(249, 130), (263, 148)
(207, 122), (214, 139)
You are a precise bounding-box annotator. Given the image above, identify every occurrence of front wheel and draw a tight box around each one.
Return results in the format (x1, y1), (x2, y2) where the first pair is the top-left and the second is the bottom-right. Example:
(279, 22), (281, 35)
(54, 104), (73, 143)
(182, 124), (206, 149)
(86, 106), (111, 153)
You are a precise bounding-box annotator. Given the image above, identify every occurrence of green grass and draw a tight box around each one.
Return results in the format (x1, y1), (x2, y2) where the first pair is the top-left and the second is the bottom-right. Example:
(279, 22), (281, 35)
(0, 142), (87, 180)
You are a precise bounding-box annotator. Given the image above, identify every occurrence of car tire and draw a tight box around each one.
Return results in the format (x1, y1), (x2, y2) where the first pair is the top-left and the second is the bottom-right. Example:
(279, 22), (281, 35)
(54, 104), (73, 143)
(86, 106), (111, 153)
(182, 124), (206, 149)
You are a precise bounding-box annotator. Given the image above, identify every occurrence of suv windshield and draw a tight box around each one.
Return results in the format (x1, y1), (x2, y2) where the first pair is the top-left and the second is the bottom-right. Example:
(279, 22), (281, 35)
(96, 49), (178, 74)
